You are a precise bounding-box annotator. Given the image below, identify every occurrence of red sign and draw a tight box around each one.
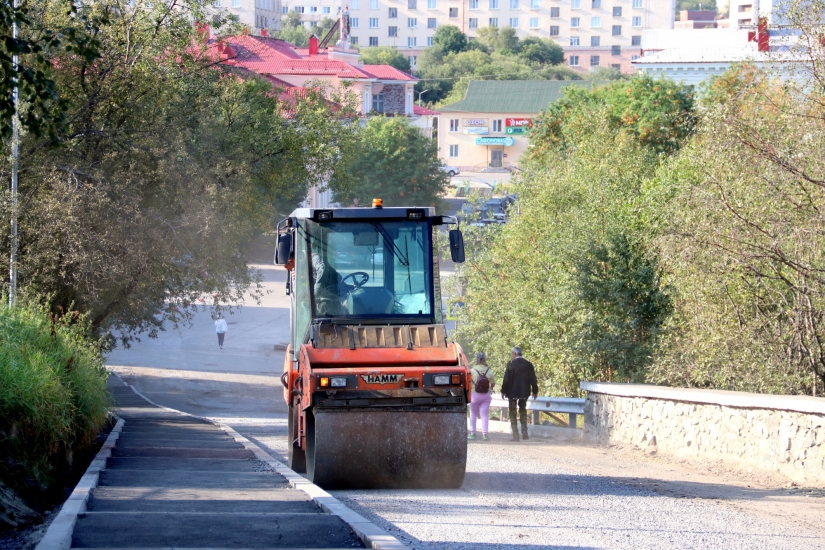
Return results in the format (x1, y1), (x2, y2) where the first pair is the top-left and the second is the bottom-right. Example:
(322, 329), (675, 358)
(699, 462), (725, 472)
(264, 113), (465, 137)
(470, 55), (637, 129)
(506, 118), (532, 127)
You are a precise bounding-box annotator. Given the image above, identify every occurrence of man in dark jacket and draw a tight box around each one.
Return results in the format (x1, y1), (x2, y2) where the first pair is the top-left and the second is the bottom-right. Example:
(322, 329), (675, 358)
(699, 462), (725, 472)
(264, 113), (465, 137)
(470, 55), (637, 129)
(500, 346), (538, 441)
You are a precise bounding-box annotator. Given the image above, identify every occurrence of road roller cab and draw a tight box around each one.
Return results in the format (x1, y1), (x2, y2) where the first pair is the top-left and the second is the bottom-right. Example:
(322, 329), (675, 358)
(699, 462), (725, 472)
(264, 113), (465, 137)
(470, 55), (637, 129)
(275, 203), (470, 489)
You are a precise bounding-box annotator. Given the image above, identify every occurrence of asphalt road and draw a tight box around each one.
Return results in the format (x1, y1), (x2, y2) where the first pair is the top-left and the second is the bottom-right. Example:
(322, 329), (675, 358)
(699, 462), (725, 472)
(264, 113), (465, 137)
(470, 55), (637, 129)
(108, 258), (825, 550)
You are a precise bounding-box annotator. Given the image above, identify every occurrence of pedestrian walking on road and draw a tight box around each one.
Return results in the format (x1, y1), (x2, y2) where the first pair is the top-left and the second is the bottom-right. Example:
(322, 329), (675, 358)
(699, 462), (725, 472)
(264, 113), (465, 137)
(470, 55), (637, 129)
(500, 346), (538, 441)
(215, 315), (228, 349)
(468, 352), (496, 441)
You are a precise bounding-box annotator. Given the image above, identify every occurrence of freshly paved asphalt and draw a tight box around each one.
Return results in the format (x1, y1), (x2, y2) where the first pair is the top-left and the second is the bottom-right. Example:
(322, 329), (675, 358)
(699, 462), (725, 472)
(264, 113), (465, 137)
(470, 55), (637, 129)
(71, 379), (363, 549)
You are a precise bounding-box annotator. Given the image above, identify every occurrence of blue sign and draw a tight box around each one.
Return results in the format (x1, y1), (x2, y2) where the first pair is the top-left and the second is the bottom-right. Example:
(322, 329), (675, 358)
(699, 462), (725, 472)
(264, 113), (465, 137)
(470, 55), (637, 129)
(475, 137), (515, 146)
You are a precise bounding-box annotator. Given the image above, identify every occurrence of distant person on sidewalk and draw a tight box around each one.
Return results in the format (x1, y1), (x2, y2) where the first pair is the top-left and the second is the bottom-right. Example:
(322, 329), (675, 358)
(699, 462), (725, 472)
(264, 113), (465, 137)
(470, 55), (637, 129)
(468, 352), (496, 441)
(501, 346), (538, 441)
(215, 315), (228, 349)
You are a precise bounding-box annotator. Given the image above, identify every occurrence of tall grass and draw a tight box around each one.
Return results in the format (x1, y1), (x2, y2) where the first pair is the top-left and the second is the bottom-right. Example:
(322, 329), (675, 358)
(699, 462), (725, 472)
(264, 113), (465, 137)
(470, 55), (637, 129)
(0, 297), (110, 490)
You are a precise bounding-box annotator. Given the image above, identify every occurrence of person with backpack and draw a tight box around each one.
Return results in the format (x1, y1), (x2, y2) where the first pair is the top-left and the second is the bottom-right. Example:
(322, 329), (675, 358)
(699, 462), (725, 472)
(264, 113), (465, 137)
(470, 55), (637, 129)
(468, 352), (496, 441)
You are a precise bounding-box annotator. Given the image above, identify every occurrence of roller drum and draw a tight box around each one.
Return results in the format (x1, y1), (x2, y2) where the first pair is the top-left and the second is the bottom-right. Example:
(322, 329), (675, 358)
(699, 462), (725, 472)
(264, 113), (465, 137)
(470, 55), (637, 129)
(306, 408), (467, 489)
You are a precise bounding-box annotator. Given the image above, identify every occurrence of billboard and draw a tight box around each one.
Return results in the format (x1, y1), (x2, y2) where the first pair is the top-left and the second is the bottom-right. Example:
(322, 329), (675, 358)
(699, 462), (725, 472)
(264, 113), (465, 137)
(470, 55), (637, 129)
(505, 118), (532, 127)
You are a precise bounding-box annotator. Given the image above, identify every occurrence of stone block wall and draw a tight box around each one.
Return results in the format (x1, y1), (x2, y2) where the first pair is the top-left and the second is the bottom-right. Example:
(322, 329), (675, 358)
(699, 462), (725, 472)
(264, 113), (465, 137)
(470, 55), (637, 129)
(581, 382), (825, 486)
(382, 84), (407, 114)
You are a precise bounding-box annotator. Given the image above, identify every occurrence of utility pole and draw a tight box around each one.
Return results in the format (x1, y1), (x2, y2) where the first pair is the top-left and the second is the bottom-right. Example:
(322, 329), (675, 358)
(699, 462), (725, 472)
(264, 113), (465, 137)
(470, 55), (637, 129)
(9, 0), (19, 307)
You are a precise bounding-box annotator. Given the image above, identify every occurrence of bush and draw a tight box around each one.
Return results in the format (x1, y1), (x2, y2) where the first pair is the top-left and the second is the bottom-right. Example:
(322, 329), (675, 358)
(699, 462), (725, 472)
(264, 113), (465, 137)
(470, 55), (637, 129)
(0, 297), (110, 490)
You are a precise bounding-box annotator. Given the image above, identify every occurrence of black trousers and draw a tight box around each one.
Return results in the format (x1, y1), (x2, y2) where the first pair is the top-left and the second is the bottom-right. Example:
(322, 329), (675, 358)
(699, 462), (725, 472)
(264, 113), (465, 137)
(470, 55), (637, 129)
(508, 398), (528, 433)
(217, 332), (225, 346)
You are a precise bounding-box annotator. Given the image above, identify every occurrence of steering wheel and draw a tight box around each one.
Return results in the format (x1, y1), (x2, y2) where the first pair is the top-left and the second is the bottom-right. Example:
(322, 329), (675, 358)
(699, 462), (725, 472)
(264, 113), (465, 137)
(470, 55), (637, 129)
(341, 271), (370, 289)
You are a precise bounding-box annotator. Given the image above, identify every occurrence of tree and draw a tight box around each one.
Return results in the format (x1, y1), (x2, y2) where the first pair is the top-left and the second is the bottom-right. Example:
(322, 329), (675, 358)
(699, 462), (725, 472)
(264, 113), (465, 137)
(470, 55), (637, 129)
(518, 37), (564, 65)
(279, 24), (309, 46)
(432, 25), (467, 54)
(475, 26), (519, 54)
(285, 9), (303, 28)
(676, 0), (718, 14)
(0, 0), (358, 343)
(329, 116), (447, 208)
(359, 46), (411, 72)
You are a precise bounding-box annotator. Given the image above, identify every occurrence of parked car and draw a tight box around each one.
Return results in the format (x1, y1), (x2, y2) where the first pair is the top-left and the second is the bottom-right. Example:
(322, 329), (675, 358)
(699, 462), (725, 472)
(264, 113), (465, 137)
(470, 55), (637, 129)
(440, 165), (460, 177)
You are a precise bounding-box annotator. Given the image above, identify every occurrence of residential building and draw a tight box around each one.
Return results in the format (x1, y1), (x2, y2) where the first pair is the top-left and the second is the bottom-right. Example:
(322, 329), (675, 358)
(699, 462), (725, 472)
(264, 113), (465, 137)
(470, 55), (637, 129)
(437, 80), (597, 170)
(210, 0), (283, 33)
(280, 0), (675, 72)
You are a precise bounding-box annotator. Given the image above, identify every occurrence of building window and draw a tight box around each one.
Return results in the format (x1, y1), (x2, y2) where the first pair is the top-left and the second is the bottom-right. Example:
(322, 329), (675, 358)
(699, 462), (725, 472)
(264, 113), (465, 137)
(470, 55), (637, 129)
(631, 54), (640, 60)
(550, 7), (559, 17)
(549, 25), (559, 35)
(470, 0), (479, 8)
(428, 0), (437, 8)
(351, 36), (359, 44)
(294, 6), (304, 13)
(632, 16), (641, 27)
(389, 26), (398, 36)
(612, 24), (621, 35)
(571, 0), (581, 7)
(369, 36), (378, 45)
(570, 36), (579, 45)
(351, 0), (359, 8)
(489, 17), (498, 26)
(389, 7), (397, 17)
(213, 0), (220, 7)
(631, 35), (641, 46)
(612, 6), (622, 16)
(449, 7), (458, 17)
(323, 6), (331, 13)
(590, 55), (600, 66)
(531, 0), (540, 8)
(408, 18), (417, 27)
(569, 55), (579, 66)
(492, 119), (502, 132)
(509, 17), (518, 27)
(449, 144), (459, 158)
(369, 17), (379, 27)
(469, 17), (479, 27)
(592, 0), (601, 7)
(633, 0), (642, 7)
(449, 119), (459, 131)
(232, 0), (240, 7)
(372, 94), (384, 113)
(309, 6), (317, 12)
(590, 36), (599, 46)
(427, 36), (434, 45)
(282, 6), (287, 13)
(611, 45), (620, 55)
(409, 56), (417, 66)
(428, 17), (437, 27)
(610, 63), (620, 69)
(351, 18), (359, 27)
(408, 36), (417, 46)
(489, 0), (499, 9)
(529, 17), (539, 28)
(571, 17), (580, 27)
(408, 0), (417, 8)
(370, 0), (378, 8)
(591, 16), (601, 27)
(510, 0), (518, 8)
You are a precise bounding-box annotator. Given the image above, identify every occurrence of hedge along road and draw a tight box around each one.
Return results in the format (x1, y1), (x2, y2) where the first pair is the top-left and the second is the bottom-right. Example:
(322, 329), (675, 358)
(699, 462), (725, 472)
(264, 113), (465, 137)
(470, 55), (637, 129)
(108, 255), (825, 550)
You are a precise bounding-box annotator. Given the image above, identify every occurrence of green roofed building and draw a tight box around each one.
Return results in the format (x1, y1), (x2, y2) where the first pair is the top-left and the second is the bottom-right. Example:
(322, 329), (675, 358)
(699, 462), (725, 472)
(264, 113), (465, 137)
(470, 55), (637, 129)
(438, 80), (595, 172)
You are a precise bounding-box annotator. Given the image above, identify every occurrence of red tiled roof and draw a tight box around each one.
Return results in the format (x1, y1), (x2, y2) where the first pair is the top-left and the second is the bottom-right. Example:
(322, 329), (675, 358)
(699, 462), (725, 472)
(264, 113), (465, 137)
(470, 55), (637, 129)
(414, 105), (438, 115)
(360, 64), (416, 81)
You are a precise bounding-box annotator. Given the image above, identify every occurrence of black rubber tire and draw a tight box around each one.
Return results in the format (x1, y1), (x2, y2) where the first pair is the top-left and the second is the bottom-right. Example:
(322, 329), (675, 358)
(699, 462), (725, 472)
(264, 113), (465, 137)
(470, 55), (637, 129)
(287, 404), (306, 473)
(448, 170), (456, 177)
(305, 409), (317, 483)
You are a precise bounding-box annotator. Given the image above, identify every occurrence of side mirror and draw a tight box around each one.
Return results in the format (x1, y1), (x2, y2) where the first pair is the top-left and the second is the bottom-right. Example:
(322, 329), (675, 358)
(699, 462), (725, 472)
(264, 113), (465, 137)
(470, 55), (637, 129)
(275, 233), (292, 265)
(449, 229), (465, 263)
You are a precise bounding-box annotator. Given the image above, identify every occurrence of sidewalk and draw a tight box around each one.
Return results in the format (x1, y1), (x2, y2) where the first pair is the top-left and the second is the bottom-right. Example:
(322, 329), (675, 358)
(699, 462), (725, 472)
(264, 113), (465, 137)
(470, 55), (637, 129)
(68, 379), (363, 549)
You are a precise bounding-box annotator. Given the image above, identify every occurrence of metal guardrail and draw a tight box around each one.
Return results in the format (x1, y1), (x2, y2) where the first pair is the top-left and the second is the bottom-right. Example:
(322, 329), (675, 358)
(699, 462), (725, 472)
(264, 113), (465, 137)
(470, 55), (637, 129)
(474, 396), (586, 429)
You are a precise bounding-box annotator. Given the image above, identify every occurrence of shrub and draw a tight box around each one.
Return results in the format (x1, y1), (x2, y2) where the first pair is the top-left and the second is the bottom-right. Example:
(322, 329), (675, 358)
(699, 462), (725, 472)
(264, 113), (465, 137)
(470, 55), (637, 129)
(0, 297), (110, 490)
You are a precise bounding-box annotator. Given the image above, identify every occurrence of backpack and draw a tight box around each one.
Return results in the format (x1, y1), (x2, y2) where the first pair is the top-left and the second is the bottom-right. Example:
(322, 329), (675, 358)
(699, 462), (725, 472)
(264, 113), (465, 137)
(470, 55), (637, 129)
(474, 367), (491, 394)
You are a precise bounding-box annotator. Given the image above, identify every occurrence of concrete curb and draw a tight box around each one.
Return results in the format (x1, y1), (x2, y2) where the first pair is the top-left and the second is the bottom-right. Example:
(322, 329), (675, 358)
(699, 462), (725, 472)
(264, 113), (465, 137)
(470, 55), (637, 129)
(111, 372), (407, 550)
(35, 417), (125, 550)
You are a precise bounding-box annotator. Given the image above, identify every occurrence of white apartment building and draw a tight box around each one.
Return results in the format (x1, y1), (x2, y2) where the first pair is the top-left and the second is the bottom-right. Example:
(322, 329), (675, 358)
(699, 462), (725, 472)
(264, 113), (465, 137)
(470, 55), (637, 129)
(280, 0), (674, 72)
(211, 0), (283, 33)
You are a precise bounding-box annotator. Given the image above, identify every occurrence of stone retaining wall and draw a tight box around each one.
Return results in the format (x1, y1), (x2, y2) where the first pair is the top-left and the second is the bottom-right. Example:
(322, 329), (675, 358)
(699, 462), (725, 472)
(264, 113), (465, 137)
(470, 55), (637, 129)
(580, 382), (825, 486)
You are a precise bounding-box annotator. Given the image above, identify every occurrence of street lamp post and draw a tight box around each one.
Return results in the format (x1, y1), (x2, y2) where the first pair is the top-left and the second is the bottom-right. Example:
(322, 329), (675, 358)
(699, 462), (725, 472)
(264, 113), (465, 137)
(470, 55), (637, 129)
(415, 89), (429, 107)
(9, 0), (20, 307)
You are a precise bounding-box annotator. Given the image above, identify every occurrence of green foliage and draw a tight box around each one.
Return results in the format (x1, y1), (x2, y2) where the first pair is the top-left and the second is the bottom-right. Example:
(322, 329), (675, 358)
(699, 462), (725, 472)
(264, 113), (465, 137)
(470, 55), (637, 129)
(285, 9), (303, 28)
(329, 116), (447, 208)
(432, 25), (467, 54)
(359, 46), (411, 72)
(0, 295), (109, 489)
(454, 75), (694, 395)
(279, 24), (309, 46)
(0, 0), (358, 343)
(676, 0), (718, 14)
(414, 27), (579, 105)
